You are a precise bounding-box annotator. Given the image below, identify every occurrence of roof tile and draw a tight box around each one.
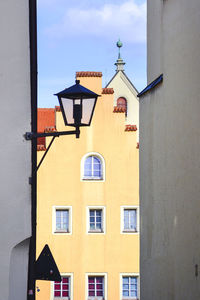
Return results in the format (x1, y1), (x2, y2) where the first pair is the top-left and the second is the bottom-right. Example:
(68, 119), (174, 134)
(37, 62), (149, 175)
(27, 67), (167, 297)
(76, 71), (102, 77)
(102, 88), (114, 94)
(125, 125), (137, 132)
(113, 106), (126, 113)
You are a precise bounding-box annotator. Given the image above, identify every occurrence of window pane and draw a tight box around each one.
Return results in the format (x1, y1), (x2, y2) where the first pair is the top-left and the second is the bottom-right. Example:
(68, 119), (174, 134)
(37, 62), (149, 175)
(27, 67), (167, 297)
(62, 284), (68, 290)
(90, 216), (95, 222)
(90, 210), (95, 216)
(62, 291), (69, 297)
(123, 284), (129, 290)
(123, 290), (129, 297)
(97, 291), (103, 296)
(96, 210), (101, 216)
(93, 170), (101, 177)
(86, 156), (92, 163)
(89, 284), (95, 289)
(123, 277), (129, 284)
(54, 284), (60, 290)
(96, 223), (102, 229)
(90, 223), (95, 229)
(88, 277), (95, 283)
(93, 163), (100, 170)
(97, 284), (103, 289)
(54, 291), (61, 297)
(89, 291), (95, 296)
(130, 277), (137, 284)
(130, 290), (137, 297)
(96, 277), (103, 283)
(93, 157), (100, 164)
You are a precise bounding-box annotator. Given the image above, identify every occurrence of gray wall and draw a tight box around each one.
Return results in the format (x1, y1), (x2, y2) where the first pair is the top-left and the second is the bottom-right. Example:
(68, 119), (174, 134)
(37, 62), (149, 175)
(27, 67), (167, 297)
(0, 1), (31, 299)
(140, 0), (200, 299)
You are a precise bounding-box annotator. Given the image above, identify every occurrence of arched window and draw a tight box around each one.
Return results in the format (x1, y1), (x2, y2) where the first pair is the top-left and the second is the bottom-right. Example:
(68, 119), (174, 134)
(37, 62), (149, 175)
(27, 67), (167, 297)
(117, 97), (127, 116)
(81, 153), (105, 181)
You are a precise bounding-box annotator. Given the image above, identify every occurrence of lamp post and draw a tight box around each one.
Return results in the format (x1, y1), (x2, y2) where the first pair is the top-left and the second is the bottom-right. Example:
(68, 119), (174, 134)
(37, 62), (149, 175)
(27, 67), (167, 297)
(26, 80), (100, 300)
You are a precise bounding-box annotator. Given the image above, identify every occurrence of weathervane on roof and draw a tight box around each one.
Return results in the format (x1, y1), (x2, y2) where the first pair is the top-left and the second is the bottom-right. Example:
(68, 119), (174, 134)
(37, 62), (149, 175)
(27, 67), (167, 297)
(115, 39), (125, 72)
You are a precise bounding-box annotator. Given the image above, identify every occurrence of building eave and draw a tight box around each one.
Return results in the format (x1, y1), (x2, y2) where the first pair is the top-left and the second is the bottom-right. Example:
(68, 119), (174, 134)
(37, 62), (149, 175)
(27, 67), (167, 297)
(138, 74), (163, 97)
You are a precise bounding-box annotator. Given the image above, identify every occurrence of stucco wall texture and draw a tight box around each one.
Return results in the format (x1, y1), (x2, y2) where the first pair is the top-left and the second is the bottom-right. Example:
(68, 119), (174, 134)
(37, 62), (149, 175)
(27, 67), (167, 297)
(140, 0), (200, 299)
(0, 0), (32, 299)
(36, 75), (139, 300)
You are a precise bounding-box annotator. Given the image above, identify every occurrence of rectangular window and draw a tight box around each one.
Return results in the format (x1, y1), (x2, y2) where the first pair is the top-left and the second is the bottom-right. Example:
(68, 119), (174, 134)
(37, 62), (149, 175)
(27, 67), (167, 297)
(54, 277), (70, 298)
(124, 209), (137, 231)
(89, 209), (102, 231)
(88, 276), (104, 298)
(122, 276), (138, 299)
(121, 206), (139, 233)
(56, 209), (69, 232)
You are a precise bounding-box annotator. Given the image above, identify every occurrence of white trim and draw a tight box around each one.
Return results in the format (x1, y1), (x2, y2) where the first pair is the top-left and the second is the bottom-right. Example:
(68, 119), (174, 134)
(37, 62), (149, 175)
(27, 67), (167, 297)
(120, 273), (140, 300)
(120, 206), (139, 234)
(52, 206), (72, 235)
(80, 152), (105, 182)
(85, 273), (107, 300)
(50, 273), (74, 300)
(86, 206), (106, 235)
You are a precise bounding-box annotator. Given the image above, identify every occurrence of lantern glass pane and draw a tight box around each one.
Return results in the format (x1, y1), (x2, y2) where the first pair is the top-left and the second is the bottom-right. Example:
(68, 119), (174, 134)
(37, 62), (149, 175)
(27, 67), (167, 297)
(61, 97), (74, 125)
(82, 98), (96, 125)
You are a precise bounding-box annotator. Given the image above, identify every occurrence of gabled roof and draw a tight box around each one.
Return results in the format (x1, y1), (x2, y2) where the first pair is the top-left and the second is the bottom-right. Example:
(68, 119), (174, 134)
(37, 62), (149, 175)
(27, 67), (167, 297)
(105, 70), (138, 94)
(138, 74), (163, 97)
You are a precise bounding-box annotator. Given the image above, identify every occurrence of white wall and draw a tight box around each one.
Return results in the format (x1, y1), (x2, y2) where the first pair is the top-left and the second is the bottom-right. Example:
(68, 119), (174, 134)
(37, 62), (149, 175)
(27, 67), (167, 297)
(140, 0), (200, 299)
(0, 1), (31, 299)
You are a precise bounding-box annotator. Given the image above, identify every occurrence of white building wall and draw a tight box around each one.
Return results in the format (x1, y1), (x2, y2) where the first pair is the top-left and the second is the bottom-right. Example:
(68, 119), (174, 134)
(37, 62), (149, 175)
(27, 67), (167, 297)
(0, 1), (31, 299)
(140, 0), (200, 299)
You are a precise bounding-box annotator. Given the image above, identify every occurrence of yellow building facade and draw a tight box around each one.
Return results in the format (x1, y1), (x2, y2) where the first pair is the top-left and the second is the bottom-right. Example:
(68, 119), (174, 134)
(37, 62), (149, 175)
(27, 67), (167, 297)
(36, 68), (139, 300)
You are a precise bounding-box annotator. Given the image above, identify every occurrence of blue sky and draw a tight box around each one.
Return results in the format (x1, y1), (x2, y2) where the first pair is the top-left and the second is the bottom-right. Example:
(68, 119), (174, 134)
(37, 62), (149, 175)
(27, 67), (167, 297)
(37, 0), (146, 107)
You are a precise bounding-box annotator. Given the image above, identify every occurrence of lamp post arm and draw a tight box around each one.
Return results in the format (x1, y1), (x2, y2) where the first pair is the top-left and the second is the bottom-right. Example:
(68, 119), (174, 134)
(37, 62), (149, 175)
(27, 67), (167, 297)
(25, 128), (80, 140)
(37, 136), (56, 171)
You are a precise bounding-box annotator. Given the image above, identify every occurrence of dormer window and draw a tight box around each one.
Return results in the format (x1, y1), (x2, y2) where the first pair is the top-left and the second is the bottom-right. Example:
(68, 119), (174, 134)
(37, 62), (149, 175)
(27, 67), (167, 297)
(117, 97), (127, 116)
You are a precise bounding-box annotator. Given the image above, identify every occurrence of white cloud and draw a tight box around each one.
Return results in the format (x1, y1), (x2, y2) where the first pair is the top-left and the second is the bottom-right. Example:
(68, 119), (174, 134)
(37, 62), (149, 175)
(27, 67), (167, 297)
(44, 0), (146, 44)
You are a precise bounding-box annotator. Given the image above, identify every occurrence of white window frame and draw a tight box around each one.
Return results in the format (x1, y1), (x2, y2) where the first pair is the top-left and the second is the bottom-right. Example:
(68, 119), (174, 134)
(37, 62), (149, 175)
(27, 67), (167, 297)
(85, 273), (107, 300)
(81, 152), (105, 182)
(50, 273), (73, 300)
(86, 206), (106, 234)
(120, 273), (140, 300)
(52, 206), (72, 235)
(120, 206), (139, 234)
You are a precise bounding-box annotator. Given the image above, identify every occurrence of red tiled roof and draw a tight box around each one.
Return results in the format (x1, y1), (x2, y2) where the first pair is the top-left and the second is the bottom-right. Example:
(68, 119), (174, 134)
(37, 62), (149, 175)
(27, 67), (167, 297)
(38, 108), (55, 132)
(125, 125), (137, 132)
(55, 106), (61, 112)
(37, 108), (56, 151)
(76, 71), (102, 77)
(44, 126), (57, 133)
(37, 144), (46, 151)
(102, 88), (114, 94)
(113, 106), (126, 113)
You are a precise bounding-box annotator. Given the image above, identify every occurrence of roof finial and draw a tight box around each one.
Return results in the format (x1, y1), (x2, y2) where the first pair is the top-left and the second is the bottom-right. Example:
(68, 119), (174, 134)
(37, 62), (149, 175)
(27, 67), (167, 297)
(116, 38), (123, 59)
(115, 39), (125, 72)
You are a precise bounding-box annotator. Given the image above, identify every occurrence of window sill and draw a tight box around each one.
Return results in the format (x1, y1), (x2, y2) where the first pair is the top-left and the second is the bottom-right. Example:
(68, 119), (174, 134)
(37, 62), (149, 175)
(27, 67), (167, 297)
(123, 229), (138, 233)
(54, 298), (70, 300)
(122, 298), (139, 300)
(82, 177), (103, 181)
(88, 229), (104, 233)
(54, 230), (70, 234)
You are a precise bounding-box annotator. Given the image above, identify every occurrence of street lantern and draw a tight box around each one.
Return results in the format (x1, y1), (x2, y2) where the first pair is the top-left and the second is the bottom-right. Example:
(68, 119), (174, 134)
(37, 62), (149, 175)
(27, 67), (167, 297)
(55, 80), (99, 128)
